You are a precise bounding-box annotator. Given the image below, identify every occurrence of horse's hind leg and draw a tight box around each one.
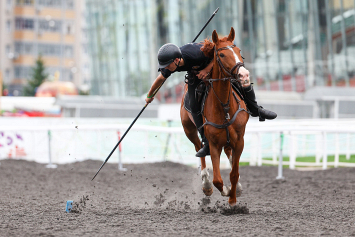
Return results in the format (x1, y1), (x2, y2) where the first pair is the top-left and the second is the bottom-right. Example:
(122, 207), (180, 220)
(229, 138), (244, 206)
(181, 108), (212, 196)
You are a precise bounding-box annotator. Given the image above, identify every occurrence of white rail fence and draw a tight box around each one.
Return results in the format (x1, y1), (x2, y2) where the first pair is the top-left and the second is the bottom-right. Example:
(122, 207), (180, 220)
(0, 118), (354, 169)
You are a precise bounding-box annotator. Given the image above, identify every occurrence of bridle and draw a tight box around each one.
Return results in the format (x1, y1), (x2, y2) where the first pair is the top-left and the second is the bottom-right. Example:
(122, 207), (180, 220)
(215, 44), (244, 80)
(199, 43), (249, 144)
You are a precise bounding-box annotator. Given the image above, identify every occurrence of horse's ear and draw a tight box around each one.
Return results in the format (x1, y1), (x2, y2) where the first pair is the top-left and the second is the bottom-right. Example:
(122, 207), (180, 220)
(212, 30), (219, 44)
(227, 27), (235, 42)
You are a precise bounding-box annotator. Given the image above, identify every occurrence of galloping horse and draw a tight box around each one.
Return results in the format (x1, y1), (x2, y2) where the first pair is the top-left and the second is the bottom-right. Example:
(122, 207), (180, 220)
(180, 27), (249, 205)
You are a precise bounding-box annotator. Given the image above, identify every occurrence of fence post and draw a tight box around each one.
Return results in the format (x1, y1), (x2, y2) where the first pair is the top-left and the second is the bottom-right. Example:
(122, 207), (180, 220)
(250, 133), (257, 166)
(117, 131), (127, 171)
(163, 120), (172, 161)
(335, 133), (339, 168)
(322, 131), (327, 170)
(46, 130), (57, 168)
(257, 133), (262, 166)
(272, 133), (278, 165)
(315, 133), (322, 164)
(289, 132), (295, 169)
(276, 131), (284, 179)
(346, 133), (350, 160)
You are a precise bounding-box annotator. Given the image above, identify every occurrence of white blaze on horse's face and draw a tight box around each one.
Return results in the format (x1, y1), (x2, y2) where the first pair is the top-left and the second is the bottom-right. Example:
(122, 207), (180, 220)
(229, 48), (241, 65)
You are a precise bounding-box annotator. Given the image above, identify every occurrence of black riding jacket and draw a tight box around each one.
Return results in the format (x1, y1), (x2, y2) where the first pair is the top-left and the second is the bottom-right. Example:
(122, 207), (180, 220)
(160, 43), (212, 79)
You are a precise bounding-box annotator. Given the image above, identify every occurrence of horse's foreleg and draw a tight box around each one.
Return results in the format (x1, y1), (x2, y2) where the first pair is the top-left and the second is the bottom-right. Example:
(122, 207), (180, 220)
(201, 167), (213, 196)
(210, 144), (226, 195)
(229, 138), (244, 206)
(224, 146), (242, 196)
(224, 146), (233, 167)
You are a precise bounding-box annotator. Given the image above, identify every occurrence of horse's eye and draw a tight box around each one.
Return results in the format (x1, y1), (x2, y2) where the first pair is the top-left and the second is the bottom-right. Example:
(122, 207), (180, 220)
(220, 53), (225, 58)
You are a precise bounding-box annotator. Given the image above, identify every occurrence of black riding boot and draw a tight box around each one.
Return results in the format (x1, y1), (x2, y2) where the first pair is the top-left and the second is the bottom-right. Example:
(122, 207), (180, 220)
(191, 112), (210, 157)
(243, 85), (277, 122)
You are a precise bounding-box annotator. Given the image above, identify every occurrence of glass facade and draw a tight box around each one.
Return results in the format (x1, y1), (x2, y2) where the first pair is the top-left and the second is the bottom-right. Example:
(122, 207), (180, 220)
(86, 0), (355, 100)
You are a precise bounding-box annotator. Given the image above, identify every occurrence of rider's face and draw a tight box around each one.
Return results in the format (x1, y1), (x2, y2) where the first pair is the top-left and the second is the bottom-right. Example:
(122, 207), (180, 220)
(165, 58), (179, 71)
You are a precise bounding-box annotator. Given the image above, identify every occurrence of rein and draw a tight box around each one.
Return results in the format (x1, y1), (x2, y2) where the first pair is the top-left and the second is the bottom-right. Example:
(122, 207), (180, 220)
(199, 44), (249, 144)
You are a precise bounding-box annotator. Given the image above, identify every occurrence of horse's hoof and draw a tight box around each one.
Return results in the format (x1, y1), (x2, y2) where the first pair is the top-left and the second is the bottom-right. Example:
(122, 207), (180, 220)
(228, 198), (237, 206)
(202, 187), (213, 196)
(236, 182), (243, 197)
(221, 186), (231, 197)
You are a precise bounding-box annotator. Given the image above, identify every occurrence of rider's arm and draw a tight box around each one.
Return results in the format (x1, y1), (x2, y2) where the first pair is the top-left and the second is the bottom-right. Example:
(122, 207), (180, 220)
(196, 60), (214, 80)
(145, 73), (166, 104)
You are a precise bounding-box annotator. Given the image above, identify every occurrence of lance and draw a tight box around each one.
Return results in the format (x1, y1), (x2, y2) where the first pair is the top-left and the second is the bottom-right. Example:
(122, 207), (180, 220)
(92, 7), (219, 181)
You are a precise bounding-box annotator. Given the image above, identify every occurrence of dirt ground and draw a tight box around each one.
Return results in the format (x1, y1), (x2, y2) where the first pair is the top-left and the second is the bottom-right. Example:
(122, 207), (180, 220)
(0, 159), (354, 237)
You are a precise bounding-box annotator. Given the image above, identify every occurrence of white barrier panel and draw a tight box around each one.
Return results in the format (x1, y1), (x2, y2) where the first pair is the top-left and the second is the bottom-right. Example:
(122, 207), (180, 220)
(0, 118), (354, 169)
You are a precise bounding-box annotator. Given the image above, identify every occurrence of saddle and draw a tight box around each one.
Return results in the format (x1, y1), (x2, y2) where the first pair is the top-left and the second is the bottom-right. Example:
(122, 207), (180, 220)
(183, 80), (245, 115)
(183, 81), (207, 114)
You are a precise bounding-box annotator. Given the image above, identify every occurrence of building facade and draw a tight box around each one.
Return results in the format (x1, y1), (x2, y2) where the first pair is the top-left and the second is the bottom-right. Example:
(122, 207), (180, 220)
(86, 0), (355, 101)
(0, 0), (90, 96)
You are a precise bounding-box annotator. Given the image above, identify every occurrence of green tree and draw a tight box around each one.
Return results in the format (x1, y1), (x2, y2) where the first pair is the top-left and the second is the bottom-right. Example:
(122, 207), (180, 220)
(24, 55), (48, 96)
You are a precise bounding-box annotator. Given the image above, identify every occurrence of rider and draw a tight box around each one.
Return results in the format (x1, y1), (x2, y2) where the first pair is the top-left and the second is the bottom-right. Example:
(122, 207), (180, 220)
(145, 43), (277, 157)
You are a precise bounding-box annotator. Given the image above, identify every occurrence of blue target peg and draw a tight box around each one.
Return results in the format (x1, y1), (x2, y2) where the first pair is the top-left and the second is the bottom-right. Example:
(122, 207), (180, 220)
(65, 200), (73, 213)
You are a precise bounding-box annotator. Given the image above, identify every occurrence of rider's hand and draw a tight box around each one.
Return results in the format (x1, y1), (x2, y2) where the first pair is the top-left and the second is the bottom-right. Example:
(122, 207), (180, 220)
(238, 67), (251, 87)
(196, 69), (210, 80)
(145, 96), (154, 104)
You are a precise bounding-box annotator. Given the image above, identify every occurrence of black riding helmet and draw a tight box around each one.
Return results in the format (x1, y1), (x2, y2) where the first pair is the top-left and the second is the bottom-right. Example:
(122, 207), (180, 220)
(157, 43), (182, 69)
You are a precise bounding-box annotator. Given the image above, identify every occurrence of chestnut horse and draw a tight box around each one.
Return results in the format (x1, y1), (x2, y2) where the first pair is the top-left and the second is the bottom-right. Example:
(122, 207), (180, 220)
(180, 27), (249, 205)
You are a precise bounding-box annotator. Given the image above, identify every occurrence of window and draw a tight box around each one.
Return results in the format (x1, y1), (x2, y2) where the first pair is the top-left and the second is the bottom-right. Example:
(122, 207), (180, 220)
(38, 44), (61, 56)
(15, 42), (68, 57)
(6, 45), (11, 55)
(7, 0), (12, 8)
(65, 0), (74, 9)
(15, 17), (34, 30)
(16, 0), (34, 6)
(14, 66), (32, 79)
(6, 20), (11, 32)
(63, 21), (75, 35)
(64, 45), (73, 57)
(15, 42), (34, 55)
(82, 44), (88, 54)
(37, 0), (62, 8)
(5, 69), (10, 81)
(24, 0), (33, 5)
(38, 19), (62, 32)
(23, 43), (33, 54)
(82, 29), (88, 40)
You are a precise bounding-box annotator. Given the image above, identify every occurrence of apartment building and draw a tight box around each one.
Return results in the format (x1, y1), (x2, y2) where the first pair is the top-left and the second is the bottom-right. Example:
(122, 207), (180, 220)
(0, 0), (90, 96)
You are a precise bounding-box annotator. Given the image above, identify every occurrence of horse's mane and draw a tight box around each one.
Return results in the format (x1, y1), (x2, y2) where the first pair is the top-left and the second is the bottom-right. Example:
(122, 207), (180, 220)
(200, 36), (229, 59)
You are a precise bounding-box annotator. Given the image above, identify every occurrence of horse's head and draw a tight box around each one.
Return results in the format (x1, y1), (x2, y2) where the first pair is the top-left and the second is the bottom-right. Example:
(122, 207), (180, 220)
(212, 27), (244, 79)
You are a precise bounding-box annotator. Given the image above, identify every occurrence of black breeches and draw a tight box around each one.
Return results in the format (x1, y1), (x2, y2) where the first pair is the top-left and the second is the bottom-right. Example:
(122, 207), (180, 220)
(186, 72), (205, 134)
(187, 73), (201, 114)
